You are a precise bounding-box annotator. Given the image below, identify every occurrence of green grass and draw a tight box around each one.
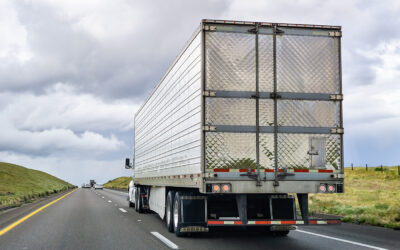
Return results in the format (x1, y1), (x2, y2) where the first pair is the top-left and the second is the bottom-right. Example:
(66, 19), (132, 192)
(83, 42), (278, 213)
(309, 166), (400, 229)
(0, 162), (75, 208)
(103, 177), (131, 190)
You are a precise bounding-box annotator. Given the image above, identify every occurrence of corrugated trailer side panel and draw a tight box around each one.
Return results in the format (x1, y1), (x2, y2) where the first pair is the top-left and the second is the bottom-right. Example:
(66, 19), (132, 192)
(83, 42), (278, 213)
(134, 31), (203, 179)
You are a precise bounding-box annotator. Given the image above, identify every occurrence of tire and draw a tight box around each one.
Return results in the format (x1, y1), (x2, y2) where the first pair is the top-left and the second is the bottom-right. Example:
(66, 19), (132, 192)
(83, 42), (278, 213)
(165, 191), (175, 232)
(173, 192), (186, 237)
(128, 188), (135, 208)
(135, 186), (143, 213)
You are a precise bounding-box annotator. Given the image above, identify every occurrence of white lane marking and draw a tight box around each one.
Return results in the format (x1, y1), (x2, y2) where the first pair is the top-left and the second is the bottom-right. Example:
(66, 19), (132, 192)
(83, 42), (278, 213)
(108, 200), (112, 203)
(151, 232), (178, 249)
(296, 230), (387, 250)
(119, 208), (127, 213)
(102, 196), (105, 198)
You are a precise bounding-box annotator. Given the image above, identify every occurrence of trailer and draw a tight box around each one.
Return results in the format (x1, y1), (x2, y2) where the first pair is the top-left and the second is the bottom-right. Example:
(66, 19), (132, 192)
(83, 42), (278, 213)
(125, 19), (344, 237)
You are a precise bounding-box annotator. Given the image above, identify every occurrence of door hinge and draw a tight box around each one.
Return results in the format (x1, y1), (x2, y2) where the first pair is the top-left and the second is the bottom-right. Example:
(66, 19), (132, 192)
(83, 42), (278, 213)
(330, 128), (344, 134)
(275, 28), (284, 34)
(330, 94), (343, 100)
(329, 31), (342, 37)
(203, 125), (216, 132)
(204, 25), (216, 31)
(203, 90), (216, 97)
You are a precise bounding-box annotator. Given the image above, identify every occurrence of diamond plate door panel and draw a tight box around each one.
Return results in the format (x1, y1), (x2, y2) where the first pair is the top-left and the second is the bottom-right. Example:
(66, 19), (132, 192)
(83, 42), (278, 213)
(206, 32), (256, 91)
(206, 98), (256, 126)
(206, 132), (256, 170)
(259, 34), (274, 92)
(259, 99), (274, 126)
(260, 134), (275, 169)
(278, 134), (341, 170)
(278, 100), (340, 127)
(277, 35), (340, 94)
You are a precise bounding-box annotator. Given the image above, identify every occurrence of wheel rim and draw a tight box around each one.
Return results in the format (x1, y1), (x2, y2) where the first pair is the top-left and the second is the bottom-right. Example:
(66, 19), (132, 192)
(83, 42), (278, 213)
(173, 198), (179, 229)
(166, 198), (171, 225)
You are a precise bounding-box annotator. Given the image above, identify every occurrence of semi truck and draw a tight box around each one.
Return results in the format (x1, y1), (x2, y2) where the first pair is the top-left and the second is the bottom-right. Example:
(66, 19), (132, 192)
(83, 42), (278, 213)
(125, 19), (344, 237)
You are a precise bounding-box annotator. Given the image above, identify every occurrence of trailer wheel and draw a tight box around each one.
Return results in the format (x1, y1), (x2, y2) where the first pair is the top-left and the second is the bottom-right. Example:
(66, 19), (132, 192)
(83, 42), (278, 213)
(165, 191), (175, 232)
(135, 186), (143, 213)
(173, 192), (185, 237)
(129, 201), (134, 208)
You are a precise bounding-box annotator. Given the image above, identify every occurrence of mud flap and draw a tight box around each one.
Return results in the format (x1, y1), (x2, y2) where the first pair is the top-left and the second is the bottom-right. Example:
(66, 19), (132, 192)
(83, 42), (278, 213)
(236, 194), (248, 224)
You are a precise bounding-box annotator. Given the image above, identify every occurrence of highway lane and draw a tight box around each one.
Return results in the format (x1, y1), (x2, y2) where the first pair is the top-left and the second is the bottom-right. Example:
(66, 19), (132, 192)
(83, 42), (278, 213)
(0, 188), (167, 250)
(97, 189), (400, 250)
(0, 188), (399, 250)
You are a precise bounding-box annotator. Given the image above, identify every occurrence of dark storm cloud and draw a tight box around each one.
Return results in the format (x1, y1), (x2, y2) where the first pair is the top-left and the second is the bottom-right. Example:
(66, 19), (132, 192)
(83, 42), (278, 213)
(0, 0), (229, 101)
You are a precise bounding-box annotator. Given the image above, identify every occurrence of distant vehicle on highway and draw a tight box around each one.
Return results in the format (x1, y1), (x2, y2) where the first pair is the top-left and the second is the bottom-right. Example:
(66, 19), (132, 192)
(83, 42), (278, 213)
(90, 179), (96, 187)
(83, 184), (91, 188)
(94, 184), (103, 190)
(126, 19), (344, 237)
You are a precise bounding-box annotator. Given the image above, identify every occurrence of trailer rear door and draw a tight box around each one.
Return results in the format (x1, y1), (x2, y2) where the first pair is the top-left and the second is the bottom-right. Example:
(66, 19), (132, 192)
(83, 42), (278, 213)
(203, 22), (343, 183)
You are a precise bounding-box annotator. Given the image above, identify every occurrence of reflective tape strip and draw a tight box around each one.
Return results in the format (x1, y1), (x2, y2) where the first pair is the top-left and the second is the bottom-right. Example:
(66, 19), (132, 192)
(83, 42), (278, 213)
(207, 221), (224, 225)
(207, 220), (339, 225)
(255, 221), (270, 225)
(212, 169), (340, 173)
(281, 220), (297, 224)
(327, 220), (341, 224)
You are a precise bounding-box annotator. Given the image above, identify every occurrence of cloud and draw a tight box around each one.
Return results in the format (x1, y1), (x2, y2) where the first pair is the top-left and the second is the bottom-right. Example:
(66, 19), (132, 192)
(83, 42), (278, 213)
(0, 83), (137, 156)
(0, 0), (229, 100)
(0, 83), (136, 132)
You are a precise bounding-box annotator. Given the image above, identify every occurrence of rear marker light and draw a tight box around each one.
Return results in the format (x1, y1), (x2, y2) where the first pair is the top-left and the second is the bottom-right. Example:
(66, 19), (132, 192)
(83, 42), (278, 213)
(210, 183), (231, 193)
(319, 184), (327, 193)
(328, 184), (335, 192)
(212, 184), (220, 193)
(222, 184), (231, 193)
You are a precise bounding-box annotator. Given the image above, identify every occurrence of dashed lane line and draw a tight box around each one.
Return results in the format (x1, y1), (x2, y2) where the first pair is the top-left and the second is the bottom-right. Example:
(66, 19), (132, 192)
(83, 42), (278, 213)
(296, 230), (387, 250)
(119, 208), (127, 213)
(151, 232), (178, 249)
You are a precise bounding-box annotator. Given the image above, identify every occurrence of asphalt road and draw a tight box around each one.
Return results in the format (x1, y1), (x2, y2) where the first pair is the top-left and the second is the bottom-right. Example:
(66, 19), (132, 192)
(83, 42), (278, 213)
(0, 188), (399, 250)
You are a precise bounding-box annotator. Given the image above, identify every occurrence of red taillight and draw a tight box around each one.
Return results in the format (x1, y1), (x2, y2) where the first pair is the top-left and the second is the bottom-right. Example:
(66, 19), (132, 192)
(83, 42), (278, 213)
(222, 184), (231, 192)
(212, 184), (220, 192)
(328, 184), (335, 192)
(319, 184), (327, 193)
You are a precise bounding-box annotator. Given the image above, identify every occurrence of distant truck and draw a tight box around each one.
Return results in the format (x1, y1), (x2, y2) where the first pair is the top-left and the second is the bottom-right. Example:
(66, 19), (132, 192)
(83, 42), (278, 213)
(125, 19), (344, 237)
(90, 180), (96, 187)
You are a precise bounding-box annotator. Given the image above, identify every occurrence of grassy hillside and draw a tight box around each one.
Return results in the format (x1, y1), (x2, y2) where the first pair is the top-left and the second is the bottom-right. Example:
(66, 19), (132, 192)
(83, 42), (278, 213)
(309, 167), (400, 229)
(103, 176), (131, 190)
(0, 162), (75, 207)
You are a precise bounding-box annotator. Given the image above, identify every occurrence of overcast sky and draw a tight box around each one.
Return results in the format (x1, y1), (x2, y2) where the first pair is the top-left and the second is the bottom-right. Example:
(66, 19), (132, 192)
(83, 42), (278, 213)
(1, 0), (399, 185)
